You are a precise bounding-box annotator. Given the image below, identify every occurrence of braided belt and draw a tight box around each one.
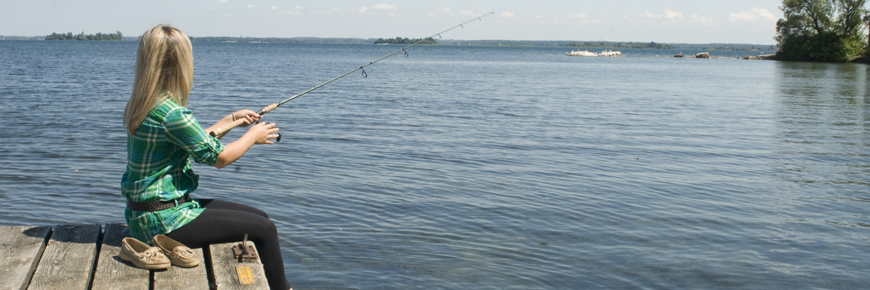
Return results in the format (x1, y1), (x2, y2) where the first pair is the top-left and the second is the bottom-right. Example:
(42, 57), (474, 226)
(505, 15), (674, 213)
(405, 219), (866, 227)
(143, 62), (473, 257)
(127, 194), (192, 212)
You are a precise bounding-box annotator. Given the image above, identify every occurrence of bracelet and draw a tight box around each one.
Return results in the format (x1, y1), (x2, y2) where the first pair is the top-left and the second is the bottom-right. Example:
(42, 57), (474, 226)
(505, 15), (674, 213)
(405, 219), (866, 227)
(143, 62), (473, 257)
(231, 113), (237, 121)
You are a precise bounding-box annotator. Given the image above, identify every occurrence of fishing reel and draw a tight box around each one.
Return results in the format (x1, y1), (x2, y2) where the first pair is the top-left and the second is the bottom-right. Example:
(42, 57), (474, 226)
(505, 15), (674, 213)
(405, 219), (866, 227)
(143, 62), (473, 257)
(260, 121), (281, 142)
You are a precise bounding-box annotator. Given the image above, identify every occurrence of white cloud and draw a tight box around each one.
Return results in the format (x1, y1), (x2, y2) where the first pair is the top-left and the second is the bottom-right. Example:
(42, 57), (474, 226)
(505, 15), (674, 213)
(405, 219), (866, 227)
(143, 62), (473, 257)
(246, 4), (254, 8)
(690, 15), (716, 25)
(295, 6), (304, 10)
(372, 4), (397, 11)
(270, 6), (277, 10)
(645, 9), (683, 20)
(216, 0), (227, 3)
(428, 7), (475, 17)
(569, 13), (589, 19)
(310, 8), (343, 14)
(729, 8), (776, 22)
(645, 9), (717, 26)
(500, 11), (515, 18)
(653, 9), (683, 20)
(359, 4), (395, 16)
(280, 10), (301, 15)
(664, 9), (682, 20)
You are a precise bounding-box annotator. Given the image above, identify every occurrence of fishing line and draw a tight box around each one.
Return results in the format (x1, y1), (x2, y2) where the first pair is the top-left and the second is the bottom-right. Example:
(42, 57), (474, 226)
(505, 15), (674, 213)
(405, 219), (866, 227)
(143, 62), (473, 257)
(210, 12), (495, 139)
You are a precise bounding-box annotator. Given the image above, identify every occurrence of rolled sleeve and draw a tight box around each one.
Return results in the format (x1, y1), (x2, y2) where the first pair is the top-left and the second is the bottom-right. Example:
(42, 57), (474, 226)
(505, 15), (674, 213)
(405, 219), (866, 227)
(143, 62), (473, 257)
(164, 108), (225, 166)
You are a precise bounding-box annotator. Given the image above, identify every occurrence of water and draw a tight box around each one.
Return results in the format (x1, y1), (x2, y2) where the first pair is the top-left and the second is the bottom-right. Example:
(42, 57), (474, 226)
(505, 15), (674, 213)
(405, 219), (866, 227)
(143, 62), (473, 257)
(1, 41), (868, 289)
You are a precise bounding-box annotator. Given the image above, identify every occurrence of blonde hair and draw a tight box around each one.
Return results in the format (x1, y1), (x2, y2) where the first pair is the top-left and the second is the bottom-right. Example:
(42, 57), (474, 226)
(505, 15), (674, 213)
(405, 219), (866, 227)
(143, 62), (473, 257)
(123, 25), (194, 136)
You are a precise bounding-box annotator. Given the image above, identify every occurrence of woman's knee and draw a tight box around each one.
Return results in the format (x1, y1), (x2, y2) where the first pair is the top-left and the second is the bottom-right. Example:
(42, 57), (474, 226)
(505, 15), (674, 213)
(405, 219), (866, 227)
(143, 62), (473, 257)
(246, 219), (278, 243)
(259, 218), (278, 237)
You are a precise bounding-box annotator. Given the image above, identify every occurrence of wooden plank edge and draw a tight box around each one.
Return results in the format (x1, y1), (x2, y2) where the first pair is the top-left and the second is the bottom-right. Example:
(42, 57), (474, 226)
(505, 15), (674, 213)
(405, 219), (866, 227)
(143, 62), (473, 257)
(27, 224), (101, 290)
(151, 247), (208, 289)
(90, 223), (149, 290)
(20, 226), (52, 290)
(204, 245), (217, 290)
(87, 224), (106, 290)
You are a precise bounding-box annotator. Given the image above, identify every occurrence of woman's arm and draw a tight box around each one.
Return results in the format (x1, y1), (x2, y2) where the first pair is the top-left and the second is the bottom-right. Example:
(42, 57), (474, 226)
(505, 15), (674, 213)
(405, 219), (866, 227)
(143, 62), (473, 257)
(205, 110), (261, 139)
(213, 122), (280, 169)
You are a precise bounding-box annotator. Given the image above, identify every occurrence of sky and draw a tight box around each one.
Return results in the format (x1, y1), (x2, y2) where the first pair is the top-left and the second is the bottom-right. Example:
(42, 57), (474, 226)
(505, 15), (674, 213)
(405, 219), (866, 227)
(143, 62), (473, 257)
(1, 0), (784, 44)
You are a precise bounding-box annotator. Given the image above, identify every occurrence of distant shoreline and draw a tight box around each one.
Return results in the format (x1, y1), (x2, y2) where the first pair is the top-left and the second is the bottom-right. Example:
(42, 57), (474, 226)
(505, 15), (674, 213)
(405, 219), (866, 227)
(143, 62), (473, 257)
(0, 35), (776, 50)
(188, 37), (775, 50)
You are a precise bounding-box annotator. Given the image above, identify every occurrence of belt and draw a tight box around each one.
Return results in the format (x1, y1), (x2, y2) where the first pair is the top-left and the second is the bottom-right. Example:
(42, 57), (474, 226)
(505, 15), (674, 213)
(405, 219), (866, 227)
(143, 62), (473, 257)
(127, 194), (192, 212)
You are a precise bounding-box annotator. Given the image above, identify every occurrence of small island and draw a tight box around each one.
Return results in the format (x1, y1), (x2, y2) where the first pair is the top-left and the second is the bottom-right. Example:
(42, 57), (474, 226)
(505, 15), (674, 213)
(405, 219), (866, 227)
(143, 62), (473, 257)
(374, 37), (436, 45)
(46, 31), (123, 41)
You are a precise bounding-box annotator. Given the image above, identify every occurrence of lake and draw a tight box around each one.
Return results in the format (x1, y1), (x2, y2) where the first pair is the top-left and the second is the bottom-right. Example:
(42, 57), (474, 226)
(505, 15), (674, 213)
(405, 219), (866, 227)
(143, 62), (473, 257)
(0, 40), (868, 289)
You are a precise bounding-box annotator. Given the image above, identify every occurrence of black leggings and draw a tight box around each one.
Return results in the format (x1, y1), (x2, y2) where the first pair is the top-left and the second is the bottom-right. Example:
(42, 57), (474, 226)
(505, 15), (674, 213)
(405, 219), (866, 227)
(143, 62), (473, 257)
(167, 199), (290, 290)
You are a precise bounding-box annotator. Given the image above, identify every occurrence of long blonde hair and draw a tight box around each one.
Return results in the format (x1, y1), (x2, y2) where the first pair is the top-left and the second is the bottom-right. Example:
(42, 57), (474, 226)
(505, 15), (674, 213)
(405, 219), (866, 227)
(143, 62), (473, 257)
(123, 25), (194, 136)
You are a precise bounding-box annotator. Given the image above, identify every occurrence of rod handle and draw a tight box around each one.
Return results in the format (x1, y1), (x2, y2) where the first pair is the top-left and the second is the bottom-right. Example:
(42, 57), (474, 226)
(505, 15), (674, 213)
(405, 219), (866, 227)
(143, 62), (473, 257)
(257, 103), (279, 115)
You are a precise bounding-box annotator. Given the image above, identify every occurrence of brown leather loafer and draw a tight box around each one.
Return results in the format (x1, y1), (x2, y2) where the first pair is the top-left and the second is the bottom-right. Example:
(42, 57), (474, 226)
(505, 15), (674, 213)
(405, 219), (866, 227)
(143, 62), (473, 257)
(153, 234), (200, 267)
(119, 237), (171, 270)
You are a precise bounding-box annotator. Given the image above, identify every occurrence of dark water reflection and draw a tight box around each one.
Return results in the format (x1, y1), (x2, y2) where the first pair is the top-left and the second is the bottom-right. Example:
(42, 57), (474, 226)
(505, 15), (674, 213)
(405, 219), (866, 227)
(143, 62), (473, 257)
(766, 61), (870, 287)
(774, 62), (870, 187)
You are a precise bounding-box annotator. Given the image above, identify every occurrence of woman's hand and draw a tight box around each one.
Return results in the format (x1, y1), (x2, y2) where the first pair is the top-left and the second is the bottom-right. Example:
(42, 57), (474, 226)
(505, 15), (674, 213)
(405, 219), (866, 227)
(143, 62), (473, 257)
(214, 121), (280, 168)
(231, 109), (261, 127)
(244, 122), (281, 145)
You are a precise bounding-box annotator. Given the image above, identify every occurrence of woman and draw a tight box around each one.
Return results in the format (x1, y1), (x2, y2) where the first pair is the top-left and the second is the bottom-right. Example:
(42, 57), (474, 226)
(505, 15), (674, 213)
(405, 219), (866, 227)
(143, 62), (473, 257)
(121, 25), (290, 290)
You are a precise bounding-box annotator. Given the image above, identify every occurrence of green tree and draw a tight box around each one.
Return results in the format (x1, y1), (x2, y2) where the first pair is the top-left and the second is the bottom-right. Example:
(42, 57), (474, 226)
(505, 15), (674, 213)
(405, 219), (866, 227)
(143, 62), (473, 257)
(865, 12), (870, 51)
(373, 36), (436, 44)
(775, 0), (867, 61)
(44, 31), (124, 41)
(836, 0), (867, 54)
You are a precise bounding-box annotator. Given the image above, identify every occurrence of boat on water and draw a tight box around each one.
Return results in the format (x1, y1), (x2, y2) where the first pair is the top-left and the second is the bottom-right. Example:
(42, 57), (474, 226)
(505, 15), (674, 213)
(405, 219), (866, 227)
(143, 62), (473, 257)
(566, 50), (598, 57)
(675, 52), (684, 58)
(599, 50), (623, 57)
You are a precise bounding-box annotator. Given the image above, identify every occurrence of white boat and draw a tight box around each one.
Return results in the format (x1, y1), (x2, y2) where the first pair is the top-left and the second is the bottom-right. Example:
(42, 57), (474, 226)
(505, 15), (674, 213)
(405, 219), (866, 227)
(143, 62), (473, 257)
(566, 50), (598, 57)
(599, 50), (623, 57)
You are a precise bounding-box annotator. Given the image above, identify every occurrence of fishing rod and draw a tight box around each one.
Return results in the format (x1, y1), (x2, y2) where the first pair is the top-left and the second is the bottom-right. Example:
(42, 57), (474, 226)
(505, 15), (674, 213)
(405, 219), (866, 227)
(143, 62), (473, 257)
(209, 12), (495, 139)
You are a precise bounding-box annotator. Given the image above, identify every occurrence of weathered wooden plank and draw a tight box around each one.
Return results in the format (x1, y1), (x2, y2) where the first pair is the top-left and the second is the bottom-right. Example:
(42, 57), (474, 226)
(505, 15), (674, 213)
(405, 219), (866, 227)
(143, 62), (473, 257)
(209, 241), (269, 290)
(91, 224), (149, 290)
(0, 226), (51, 290)
(153, 247), (208, 290)
(26, 224), (100, 290)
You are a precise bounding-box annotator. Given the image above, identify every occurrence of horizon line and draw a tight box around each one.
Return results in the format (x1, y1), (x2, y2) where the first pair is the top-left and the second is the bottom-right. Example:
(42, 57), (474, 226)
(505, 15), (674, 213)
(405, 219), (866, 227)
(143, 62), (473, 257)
(0, 35), (777, 46)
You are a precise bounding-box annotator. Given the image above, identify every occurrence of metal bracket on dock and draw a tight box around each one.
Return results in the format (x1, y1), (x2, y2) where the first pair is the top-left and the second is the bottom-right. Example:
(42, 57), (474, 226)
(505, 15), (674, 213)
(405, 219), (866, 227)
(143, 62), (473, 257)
(231, 234), (258, 261)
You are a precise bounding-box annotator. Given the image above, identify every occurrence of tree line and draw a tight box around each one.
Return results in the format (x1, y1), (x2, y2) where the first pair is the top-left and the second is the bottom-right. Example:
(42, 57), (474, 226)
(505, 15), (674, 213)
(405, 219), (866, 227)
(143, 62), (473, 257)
(703, 45), (777, 51)
(775, 0), (868, 61)
(45, 31), (123, 41)
(189, 37), (372, 44)
(373, 37), (436, 45)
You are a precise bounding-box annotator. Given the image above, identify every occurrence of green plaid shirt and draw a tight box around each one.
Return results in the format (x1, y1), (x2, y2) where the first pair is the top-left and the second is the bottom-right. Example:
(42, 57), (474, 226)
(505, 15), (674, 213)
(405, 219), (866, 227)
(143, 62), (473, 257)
(121, 97), (225, 242)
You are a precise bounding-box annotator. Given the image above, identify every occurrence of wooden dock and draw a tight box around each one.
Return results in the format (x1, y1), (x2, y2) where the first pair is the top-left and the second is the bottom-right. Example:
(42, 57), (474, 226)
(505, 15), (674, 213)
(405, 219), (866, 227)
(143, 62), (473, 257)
(0, 224), (270, 290)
